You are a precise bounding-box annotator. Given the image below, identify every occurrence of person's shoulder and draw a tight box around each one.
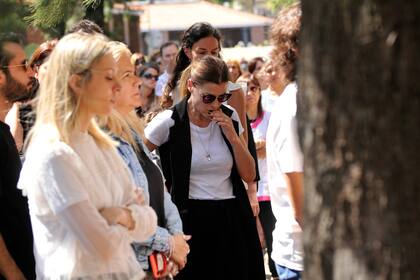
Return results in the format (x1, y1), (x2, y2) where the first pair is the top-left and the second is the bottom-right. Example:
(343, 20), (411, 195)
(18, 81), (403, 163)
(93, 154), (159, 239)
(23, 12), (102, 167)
(26, 133), (76, 164)
(154, 109), (174, 121)
(145, 109), (175, 131)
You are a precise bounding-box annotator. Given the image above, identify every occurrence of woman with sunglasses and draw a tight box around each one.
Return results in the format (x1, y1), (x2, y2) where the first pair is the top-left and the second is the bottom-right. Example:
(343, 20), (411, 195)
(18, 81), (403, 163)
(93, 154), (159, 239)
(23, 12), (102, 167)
(144, 55), (265, 280)
(101, 41), (189, 279)
(138, 62), (160, 117)
(18, 32), (157, 279)
(160, 22), (261, 216)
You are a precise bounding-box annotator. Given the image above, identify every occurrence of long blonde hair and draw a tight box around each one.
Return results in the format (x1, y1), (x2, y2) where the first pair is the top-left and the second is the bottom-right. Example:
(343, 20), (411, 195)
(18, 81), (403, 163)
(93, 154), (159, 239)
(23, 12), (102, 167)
(28, 32), (115, 148)
(101, 41), (145, 152)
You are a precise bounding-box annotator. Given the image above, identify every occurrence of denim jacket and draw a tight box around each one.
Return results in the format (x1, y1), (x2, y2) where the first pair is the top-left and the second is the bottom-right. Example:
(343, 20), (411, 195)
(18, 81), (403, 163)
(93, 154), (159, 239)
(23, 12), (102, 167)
(113, 134), (183, 269)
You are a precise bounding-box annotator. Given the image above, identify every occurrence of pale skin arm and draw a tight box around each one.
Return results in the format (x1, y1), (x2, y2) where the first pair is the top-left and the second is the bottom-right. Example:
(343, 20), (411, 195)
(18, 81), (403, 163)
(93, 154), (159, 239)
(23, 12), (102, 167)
(246, 181), (259, 216)
(99, 206), (136, 230)
(211, 110), (255, 183)
(0, 234), (26, 280)
(144, 138), (157, 152)
(284, 172), (304, 228)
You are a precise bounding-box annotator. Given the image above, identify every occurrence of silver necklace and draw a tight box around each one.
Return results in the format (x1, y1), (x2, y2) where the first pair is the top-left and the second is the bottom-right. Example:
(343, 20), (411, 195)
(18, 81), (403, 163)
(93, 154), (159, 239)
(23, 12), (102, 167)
(195, 122), (213, 161)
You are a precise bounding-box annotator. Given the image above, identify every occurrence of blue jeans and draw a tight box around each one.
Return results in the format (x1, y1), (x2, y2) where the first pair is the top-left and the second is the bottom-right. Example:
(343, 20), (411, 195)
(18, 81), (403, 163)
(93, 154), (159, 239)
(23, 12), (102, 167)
(275, 264), (302, 280)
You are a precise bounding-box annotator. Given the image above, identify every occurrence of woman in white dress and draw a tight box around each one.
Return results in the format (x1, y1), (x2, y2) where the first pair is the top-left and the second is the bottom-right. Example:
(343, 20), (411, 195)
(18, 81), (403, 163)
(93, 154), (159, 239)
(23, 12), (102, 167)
(18, 32), (157, 280)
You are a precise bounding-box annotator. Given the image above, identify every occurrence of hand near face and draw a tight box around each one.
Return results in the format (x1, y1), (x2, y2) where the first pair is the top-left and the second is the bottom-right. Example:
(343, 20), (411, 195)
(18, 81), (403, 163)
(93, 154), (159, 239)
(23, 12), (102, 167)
(210, 110), (238, 144)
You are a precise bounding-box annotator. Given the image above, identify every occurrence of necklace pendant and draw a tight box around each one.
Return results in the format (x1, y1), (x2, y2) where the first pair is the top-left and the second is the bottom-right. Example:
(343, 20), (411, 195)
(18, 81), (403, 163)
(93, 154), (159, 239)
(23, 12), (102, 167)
(206, 154), (211, 161)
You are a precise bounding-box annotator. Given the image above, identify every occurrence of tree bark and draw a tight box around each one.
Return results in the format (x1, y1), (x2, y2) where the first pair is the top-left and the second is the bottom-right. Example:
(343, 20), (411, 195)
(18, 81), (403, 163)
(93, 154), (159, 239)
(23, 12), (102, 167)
(299, 1), (420, 279)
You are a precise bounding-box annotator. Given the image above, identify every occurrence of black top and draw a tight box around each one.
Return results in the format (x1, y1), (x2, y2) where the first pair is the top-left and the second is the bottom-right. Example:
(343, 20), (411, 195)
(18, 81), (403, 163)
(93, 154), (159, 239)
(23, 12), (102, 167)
(134, 138), (166, 228)
(0, 121), (35, 280)
(19, 103), (36, 142)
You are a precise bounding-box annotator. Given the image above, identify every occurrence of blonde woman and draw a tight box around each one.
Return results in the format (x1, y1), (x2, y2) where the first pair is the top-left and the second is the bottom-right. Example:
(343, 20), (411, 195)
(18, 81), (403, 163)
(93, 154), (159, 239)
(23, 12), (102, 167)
(103, 42), (189, 279)
(18, 32), (157, 279)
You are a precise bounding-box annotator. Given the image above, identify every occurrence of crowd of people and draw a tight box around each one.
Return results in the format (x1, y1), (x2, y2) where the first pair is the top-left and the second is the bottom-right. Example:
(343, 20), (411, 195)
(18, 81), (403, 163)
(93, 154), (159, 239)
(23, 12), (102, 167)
(0, 3), (302, 280)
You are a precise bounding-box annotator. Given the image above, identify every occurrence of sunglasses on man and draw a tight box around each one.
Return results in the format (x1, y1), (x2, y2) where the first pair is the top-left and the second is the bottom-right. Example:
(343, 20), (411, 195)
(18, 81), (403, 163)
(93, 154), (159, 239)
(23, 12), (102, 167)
(2, 59), (28, 72)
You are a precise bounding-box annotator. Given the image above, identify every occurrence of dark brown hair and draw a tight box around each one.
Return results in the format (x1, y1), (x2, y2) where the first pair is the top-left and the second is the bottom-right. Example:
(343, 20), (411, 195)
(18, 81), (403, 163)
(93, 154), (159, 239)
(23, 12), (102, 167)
(161, 22), (222, 108)
(178, 55), (229, 100)
(28, 39), (58, 71)
(248, 57), (264, 74)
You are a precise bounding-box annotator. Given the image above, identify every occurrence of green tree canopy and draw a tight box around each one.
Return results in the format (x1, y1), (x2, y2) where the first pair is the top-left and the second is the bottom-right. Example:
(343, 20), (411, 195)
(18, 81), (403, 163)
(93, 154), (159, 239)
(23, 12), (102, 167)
(0, 0), (31, 36)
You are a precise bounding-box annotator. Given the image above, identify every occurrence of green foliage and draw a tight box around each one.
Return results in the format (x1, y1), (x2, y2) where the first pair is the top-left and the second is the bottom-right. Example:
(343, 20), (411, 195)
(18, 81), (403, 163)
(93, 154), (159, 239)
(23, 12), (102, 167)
(0, 0), (31, 35)
(26, 0), (127, 37)
(266, 0), (297, 12)
(26, 0), (75, 36)
(26, 0), (108, 37)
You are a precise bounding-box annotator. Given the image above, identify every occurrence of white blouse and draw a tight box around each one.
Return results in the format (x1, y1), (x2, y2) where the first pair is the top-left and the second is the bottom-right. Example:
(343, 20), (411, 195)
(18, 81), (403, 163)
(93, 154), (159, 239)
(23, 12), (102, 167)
(19, 130), (157, 280)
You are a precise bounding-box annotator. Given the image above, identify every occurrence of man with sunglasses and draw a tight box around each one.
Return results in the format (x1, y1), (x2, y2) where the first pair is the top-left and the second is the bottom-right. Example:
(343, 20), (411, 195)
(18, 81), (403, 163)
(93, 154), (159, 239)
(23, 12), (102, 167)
(0, 32), (36, 280)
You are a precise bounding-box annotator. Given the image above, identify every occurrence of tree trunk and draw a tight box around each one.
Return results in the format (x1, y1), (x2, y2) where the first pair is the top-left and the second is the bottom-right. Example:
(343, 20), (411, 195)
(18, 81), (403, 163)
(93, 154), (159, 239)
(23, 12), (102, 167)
(299, 1), (420, 279)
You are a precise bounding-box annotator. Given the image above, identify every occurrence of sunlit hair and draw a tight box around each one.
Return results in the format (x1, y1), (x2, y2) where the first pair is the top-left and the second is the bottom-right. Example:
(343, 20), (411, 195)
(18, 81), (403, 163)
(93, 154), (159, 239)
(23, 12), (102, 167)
(100, 41), (144, 152)
(179, 55), (229, 99)
(226, 59), (242, 82)
(270, 3), (301, 82)
(109, 41), (132, 63)
(27, 32), (114, 148)
(101, 110), (144, 152)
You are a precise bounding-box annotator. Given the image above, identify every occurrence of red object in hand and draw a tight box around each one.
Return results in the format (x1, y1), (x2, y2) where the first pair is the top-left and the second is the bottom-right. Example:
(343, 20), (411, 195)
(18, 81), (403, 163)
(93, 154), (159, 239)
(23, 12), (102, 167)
(150, 252), (167, 279)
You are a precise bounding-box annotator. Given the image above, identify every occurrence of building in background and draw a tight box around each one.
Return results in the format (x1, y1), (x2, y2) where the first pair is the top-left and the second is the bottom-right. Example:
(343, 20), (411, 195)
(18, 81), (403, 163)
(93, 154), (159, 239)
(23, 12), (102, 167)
(112, 0), (273, 54)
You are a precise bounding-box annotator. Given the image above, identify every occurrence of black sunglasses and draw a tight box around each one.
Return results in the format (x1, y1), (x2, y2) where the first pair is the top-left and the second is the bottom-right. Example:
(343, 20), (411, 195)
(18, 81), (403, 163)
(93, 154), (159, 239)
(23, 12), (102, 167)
(142, 73), (159, 81)
(201, 92), (232, 104)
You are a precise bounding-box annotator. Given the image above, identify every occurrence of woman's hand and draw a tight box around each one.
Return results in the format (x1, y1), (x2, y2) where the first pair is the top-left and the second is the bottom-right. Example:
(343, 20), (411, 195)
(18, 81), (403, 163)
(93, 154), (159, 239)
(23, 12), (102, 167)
(99, 207), (135, 230)
(165, 261), (180, 278)
(134, 188), (146, 206)
(247, 182), (259, 217)
(171, 234), (191, 269)
(210, 110), (240, 144)
(255, 139), (266, 159)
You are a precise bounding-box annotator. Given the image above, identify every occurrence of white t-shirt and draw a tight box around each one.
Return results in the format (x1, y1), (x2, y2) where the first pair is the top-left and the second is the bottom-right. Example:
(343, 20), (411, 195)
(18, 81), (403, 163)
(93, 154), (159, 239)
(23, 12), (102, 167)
(250, 111), (271, 200)
(19, 129), (157, 279)
(145, 105), (244, 200)
(261, 89), (280, 113)
(266, 82), (303, 271)
(155, 71), (170, 97)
